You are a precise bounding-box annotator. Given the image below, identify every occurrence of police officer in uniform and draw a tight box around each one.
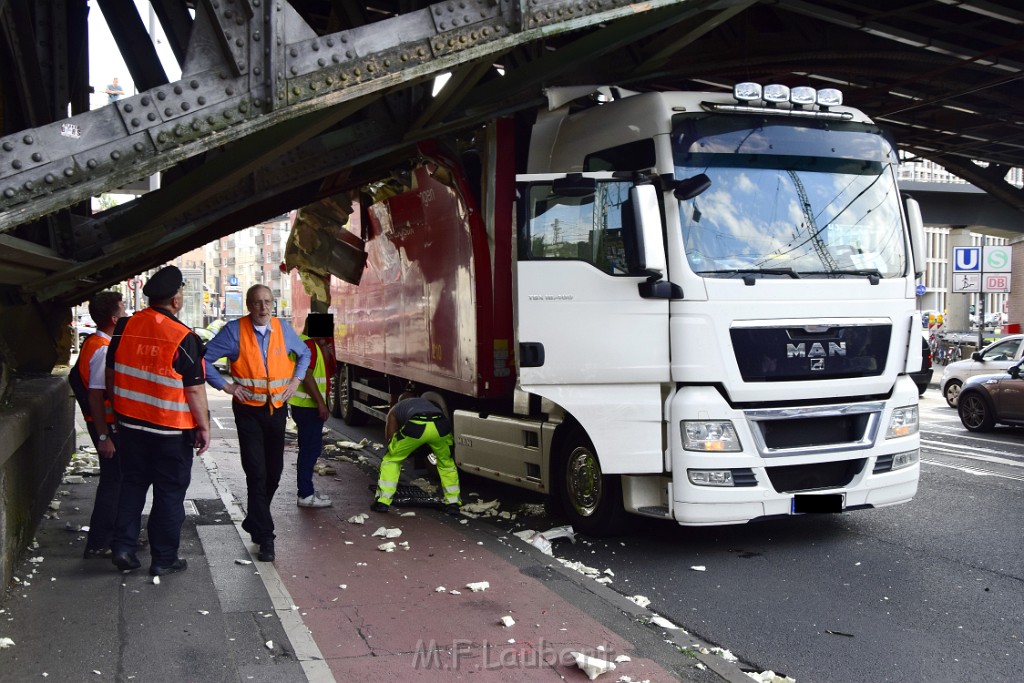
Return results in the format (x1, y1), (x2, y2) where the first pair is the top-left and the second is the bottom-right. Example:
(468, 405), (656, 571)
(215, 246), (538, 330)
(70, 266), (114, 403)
(371, 392), (461, 515)
(107, 266), (210, 576)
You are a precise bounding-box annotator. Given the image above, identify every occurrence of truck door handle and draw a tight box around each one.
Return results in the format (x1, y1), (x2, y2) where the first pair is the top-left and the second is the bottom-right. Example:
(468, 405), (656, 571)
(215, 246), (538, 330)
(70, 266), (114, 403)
(519, 342), (545, 367)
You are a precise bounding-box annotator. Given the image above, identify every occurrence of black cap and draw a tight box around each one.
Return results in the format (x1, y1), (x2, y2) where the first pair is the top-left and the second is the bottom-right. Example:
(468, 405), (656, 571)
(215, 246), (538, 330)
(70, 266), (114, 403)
(142, 266), (184, 300)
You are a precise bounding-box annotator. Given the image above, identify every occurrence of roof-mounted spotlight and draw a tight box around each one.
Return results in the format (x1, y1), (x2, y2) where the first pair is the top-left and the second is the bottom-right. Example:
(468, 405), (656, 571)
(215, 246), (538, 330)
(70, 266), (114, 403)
(763, 84), (791, 104)
(817, 88), (844, 108)
(733, 82), (762, 102)
(790, 86), (816, 107)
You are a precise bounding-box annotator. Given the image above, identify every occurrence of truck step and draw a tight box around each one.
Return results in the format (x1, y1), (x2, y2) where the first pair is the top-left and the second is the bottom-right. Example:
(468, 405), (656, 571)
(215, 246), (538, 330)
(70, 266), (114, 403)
(636, 505), (670, 517)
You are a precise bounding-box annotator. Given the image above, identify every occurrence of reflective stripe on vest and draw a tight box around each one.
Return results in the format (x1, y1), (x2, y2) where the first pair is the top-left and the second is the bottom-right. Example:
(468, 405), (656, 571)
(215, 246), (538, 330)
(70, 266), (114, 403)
(111, 308), (196, 429)
(231, 316), (293, 409)
(288, 334), (327, 408)
(79, 334), (115, 424)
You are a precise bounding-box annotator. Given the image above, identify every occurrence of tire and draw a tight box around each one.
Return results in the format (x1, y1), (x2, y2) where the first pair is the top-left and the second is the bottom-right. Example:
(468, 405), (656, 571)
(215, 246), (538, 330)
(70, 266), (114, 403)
(943, 379), (963, 408)
(958, 392), (995, 432)
(337, 363), (366, 426)
(556, 427), (628, 536)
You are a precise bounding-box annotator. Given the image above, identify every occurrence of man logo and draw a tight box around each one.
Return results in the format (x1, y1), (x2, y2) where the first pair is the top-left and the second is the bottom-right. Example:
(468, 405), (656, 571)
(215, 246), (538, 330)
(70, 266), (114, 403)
(786, 342), (846, 358)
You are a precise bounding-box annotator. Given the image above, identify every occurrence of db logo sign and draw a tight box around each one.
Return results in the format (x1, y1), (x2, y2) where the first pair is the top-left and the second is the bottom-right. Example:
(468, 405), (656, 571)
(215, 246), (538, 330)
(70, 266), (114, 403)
(984, 274), (1011, 293)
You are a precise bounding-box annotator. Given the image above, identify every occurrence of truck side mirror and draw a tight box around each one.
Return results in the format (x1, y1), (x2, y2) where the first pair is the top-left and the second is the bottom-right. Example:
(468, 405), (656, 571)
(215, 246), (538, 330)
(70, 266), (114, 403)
(905, 196), (925, 279)
(631, 184), (665, 280)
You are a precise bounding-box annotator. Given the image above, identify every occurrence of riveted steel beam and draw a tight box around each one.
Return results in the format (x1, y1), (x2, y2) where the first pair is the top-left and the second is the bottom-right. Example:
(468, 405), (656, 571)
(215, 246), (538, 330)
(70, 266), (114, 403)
(0, 0), (699, 234)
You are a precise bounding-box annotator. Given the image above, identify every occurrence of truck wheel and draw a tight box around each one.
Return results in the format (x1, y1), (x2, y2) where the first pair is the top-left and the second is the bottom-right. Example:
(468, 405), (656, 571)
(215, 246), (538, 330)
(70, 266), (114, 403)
(337, 364), (366, 426)
(557, 427), (627, 536)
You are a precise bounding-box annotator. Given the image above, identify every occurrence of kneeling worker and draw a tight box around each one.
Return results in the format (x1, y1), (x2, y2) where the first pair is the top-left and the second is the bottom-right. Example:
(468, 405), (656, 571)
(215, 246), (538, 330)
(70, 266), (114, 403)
(371, 393), (460, 515)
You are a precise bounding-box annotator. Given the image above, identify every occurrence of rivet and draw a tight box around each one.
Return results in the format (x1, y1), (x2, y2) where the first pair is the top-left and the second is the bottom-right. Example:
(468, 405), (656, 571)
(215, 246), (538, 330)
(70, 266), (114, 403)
(290, 47), (298, 57)
(440, 21), (447, 29)
(325, 76), (333, 85)
(226, 87), (235, 96)
(125, 103), (134, 113)
(471, 31), (478, 39)
(198, 96), (207, 105)
(239, 102), (248, 112)
(254, 31), (261, 41)
(447, 2), (454, 9)
(224, 110), (233, 119)
(419, 47), (428, 56)
(165, 107), (173, 116)
(225, 8), (233, 18)
(174, 85), (183, 95)
(237, 60), (245, 70)
(45, 173), (55, 184)
(207, 116), (216, 124)
(174, 126), (184, 137)
(309, 82), (317, 91)
(312, 41), (320, 51)
(64, 168), (74, 177)
(332, 54), (340, 63)
(235, 16), (244, 25)
(132, 118), (141, 126)
(290, 66), (298, 75)
(157, 91), (166, 100)
(141, 96), (151, 105)
(134, 142), (144, 152)
(435, 6), (443, 14)
(459, 35), (467, 43)
(111, 150), (121, 159)
(2, 142), (12, 152)
(293, 86), (302, 95)
(341, 35), (348, 43)
(181, 102), (190, 111)
(400, 53), (408, 62)
(353, 68), (361, 77)
(23, 181), (32, 191)
(253, 67), (261, 75)
(148, 113), (157, 121)
(253, 98), (262, 107)
(448, 38), (456, 46)
(318, 58), (326, 67)
(235, 38), (243, 47)
(157, 133), (167, 143)
(483, 27), (490, 36)
(346, 50), (353, 59)
(340, 73), (348, 82)
(11, 160), (22, 169)
(326, 37), (334, 47)
(31, 152), (42, 162)
(367, 63), (375, 73)
(87, 159), (97, 168)
(190, 80), (199, 89)
(23, 135), (33, 145)
(3, 188), (14, 198)
(383, 59), (390, 67)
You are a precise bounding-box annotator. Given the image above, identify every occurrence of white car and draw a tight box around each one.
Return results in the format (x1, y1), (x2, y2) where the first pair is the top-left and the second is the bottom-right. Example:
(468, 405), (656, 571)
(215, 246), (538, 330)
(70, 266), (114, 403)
(939, 334), (1024, 407)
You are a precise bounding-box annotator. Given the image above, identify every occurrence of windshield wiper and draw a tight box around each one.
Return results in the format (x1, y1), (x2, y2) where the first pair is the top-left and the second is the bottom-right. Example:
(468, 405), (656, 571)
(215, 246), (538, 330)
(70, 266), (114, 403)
(801, 269), (883, 278)
(696, 268), (801, 279)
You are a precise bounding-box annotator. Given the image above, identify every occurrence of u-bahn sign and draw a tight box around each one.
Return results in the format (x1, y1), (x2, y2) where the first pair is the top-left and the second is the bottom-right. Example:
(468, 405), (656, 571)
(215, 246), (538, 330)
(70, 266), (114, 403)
(952, 246), (1011, 293)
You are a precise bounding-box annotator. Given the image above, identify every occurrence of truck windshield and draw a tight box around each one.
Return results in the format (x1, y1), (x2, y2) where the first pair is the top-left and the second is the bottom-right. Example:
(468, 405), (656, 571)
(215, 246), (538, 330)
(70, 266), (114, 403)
(671, 114), (906, 279)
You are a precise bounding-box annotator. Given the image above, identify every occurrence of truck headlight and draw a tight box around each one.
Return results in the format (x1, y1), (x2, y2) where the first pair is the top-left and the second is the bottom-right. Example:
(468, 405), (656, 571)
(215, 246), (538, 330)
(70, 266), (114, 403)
(892, 449), (919, 470)
(886, 405), (919, 439)
(682, 421), (741, 452)
(688, 470), (735, 486)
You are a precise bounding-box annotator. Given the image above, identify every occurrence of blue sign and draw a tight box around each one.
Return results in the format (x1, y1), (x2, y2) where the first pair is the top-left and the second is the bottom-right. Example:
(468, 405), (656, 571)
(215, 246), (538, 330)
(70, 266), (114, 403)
(229, 276), (238, 286)
(915, 285), (926, 296)
(953, 247), (981, 272)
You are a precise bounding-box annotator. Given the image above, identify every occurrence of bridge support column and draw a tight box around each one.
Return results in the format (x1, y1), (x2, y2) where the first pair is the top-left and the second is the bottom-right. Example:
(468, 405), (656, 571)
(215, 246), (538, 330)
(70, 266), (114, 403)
(0, 375), (75, 589)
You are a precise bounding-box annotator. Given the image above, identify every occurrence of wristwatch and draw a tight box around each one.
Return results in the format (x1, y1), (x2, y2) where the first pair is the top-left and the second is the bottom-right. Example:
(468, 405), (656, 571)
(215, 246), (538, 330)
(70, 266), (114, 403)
(98, 434), (109, 442)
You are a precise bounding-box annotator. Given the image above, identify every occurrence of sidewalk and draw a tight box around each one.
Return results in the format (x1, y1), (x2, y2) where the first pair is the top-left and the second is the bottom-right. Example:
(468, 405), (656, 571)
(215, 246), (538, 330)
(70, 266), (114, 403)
(0, 395), (750, 683)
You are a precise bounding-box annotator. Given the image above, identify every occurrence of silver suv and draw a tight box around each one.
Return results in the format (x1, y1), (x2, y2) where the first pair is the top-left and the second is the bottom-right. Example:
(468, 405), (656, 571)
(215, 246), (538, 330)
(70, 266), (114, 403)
(939, 334), (1024, 407)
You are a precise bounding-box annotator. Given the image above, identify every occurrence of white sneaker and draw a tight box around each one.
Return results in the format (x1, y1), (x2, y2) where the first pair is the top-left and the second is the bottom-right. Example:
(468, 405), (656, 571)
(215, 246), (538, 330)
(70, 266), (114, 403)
(297, 492), (332, 508)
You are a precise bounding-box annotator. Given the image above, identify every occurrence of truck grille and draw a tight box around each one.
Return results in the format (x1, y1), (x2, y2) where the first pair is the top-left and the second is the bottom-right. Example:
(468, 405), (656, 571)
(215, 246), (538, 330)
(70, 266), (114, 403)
(745, 402), (883, 457)
(730, 323), (891, 382)
(766, 460), (865, 493)
(761, 413), (869, 449)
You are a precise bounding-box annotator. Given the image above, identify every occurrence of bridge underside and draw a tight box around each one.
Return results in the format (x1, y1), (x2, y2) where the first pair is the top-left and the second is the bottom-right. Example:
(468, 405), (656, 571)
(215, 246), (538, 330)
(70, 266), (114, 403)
(0, 0), (1023, 376)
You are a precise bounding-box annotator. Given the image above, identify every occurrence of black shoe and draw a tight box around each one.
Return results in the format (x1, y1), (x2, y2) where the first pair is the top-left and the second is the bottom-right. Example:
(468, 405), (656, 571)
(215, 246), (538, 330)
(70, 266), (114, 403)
(149, 558), (188, 576)
(444, 504), (461, 517)
(240, 518), (257, 543)
(112, 551), (141, 571)
(83, 547), (112, 560)
(370, 501), (389, 513)
(258, 540), (275, 562)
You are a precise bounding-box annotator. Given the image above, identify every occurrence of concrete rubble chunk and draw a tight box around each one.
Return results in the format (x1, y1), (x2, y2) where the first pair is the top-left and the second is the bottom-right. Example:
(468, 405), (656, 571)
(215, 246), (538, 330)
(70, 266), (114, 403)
(347, 513), (369, 524)
(371, 527), (401, 538)
(570, 652), (616, 680)
(465, 581), (490, 592)
(627, 595), (651, 608)
(500, 615), (515, 627)
(461, 499), (500, 515)
(378, 542), (396, 552)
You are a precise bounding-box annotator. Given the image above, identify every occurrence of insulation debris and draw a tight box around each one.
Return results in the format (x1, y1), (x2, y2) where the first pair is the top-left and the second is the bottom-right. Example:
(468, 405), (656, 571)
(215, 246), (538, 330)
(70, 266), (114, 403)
(378, 542), (396, 552)
(500, 615), (515, 627)
(627, 595), (651, 609)
(435, 586), (447, 593)
(336, 438), (369, 450)
(371, 527), (402, 539)
(0, 637), (14, 648)
(570, 652), (616, 680)
(519, 503), (546, 517)
(648, 615), (679, 630)
(313, 463), (336, 476)
(235, 559), (253, 565)
(466, 581), (490, 592)
(399, 512), (416, 517)
(460, 499), (501, 515)
(265, 640), (274, 650)
(614, 655), (631, 663)
(152, 576), (160, 585)
(746, 672), (797, 683)
(449, 590), (461, 595)
(557, 559), (602, 578)
(690, 565), (706, 572)
(347, 513), (369, 524)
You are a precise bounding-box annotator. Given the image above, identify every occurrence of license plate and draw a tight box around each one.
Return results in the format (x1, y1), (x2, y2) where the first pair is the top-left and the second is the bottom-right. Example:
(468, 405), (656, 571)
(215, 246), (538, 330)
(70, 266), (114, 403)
(791, 493), (845, 514)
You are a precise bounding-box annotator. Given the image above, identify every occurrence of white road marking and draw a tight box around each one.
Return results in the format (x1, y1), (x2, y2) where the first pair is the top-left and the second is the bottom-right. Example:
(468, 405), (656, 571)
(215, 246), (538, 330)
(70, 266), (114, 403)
(922, 458), (1024, 482)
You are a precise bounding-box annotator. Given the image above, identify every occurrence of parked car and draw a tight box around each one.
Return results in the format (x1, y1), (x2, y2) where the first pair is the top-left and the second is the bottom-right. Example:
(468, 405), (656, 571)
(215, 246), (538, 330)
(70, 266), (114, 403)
(939, 334), (1024, 407)
(909, 335), (932, 396)
(957, 361), (1024, 432)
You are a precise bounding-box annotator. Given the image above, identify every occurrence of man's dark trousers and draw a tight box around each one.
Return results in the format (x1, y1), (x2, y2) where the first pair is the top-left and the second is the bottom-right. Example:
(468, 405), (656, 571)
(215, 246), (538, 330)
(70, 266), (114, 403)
(84, 423), (122, 551)
(110, 427), (193, 566)
(233, 402), (286, 543)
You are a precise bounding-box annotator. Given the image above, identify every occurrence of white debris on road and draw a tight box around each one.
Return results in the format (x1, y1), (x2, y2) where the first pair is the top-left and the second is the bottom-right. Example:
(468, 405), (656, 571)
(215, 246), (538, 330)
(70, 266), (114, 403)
(648, 615), (680, 630)
(570, 652), (616, 680)
(499, 615), (515, 627)
(335, 438), (369, 450)
(461, 499), (501, 515)
(347, 513), (369, 524)
(746, 671), (797, 683)
(0, 637), (14, 648)
(435, 586), (447, 593)
(378, 542), (396, 552)
(690, 565), (706, 572)
(399, 511), (416, 517)
(234, 559), (252, 565)
(465, 581), (490, 592)
(265, 640), (274, 650)
(614, 655), (631, 663)
(627, 595), (651, 609)
(371, 527), (402, 538)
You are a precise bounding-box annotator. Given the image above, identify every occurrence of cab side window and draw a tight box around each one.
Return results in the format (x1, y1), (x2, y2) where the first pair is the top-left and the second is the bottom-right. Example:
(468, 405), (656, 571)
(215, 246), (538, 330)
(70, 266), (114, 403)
(518, 181), (640, 276)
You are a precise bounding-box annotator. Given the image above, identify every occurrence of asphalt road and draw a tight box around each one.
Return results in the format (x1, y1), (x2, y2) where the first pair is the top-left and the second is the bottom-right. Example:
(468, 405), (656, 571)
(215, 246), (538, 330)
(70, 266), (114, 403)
(329, 392), (1024, 683)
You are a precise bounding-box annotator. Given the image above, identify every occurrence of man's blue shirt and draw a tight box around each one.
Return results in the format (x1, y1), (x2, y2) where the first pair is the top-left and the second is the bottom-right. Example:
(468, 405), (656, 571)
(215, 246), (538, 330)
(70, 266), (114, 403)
(203, 316), (310, 390)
